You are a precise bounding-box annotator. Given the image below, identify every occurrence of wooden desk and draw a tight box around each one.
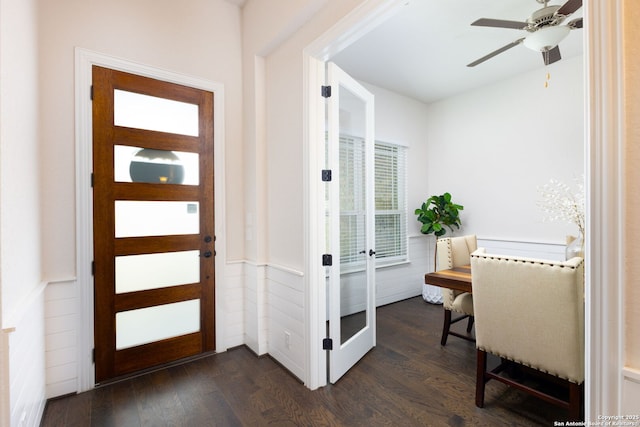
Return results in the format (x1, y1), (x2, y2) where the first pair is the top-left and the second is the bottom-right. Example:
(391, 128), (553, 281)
(424, 265), (472, 293)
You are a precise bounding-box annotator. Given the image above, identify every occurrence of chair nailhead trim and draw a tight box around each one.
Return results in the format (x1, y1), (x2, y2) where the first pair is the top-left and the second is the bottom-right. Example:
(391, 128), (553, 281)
(477, 347), (583, 384)
(470, 254), (583, 270)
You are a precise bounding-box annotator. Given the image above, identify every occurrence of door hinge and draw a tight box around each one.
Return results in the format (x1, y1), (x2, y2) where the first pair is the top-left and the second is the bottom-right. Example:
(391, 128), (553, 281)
(90, 85), (94, 100)
(322, 254), (332, 266)
(323, 338), (333, 350)
(321, 169), (332, 182)
(91, 261), (95, 276)
(91, 173), (94, 187)
(321, 85), (331, 98)
(92, 348), (95, 363)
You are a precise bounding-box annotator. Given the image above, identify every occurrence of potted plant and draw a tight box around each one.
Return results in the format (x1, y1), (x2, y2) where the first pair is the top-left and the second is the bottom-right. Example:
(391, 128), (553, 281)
(415, 192), (464, 268)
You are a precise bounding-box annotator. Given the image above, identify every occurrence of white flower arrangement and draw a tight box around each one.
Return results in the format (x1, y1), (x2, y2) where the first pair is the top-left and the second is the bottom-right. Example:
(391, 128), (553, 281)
(537, 177), (585, 237)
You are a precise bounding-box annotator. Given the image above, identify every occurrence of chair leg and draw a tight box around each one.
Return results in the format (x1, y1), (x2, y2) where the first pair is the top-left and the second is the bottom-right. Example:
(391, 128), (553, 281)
(568, 381), (583, 420)
(476, 348), (487, 408)
(466, 316), (474, 333)
(441, 309), (452, 346)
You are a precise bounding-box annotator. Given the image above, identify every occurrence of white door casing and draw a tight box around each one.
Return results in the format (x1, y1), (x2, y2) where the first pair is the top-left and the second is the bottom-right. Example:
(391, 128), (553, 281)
(74, 48), (227, 392)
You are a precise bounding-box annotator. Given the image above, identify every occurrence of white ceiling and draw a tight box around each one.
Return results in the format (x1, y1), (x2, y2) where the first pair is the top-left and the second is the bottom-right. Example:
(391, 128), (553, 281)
(331, 0), (584, 104)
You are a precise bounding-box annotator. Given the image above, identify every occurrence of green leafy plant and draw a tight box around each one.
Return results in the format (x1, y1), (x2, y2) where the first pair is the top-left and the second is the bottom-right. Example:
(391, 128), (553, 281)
(415, 193), (464, 237)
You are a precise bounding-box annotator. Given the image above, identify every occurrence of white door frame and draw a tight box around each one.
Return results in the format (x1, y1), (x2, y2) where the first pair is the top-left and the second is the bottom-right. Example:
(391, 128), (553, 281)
(583, 0), (625, 418)
(303, 0), (626, 420)
(302, 0), (407, 390)
(74, 48), (227, 392)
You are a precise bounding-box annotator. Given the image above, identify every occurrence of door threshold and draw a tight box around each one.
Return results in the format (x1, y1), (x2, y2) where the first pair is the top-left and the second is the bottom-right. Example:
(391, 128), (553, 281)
(94, 350), (218, 388)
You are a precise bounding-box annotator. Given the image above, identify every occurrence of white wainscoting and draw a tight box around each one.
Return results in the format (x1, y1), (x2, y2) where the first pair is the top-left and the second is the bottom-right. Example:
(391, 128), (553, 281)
(477, 237), (567, 260)
(266, 264), (305, 380)
(243, 262), (268, 356)
(220, 262), (245, 350)
(378, 235), (432, 307)
(4, 282), (47, 427)
(44, 279), (79, 399)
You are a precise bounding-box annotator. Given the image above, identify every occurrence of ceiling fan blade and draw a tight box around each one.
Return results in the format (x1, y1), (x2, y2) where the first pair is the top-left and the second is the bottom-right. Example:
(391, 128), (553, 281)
(568, 17), (583, 29)
(471, 18), (528, 30)
(556, 0), (582, 16)
(543, 46), (562, 66)
(467, 38), (524, 67)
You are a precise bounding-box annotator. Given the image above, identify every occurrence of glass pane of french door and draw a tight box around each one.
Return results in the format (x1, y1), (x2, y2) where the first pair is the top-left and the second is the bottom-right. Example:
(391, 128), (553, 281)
(339, 134), (367, 344)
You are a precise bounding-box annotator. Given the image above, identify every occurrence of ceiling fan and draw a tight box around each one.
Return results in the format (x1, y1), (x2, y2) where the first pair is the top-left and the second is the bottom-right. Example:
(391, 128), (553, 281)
(467, 0), (583, 67)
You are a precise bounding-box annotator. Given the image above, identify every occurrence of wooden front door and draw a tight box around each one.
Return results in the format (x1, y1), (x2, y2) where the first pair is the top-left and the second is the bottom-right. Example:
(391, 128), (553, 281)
(92, 66), (215, 383)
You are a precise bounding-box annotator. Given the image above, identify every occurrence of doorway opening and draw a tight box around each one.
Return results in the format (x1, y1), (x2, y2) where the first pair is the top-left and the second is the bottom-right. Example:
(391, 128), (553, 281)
(303, 4), (619, 419)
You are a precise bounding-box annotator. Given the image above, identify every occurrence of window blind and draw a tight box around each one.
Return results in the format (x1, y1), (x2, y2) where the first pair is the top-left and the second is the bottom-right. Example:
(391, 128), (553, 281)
(337, 136), (408, 268)
(374, 141), (408, 264)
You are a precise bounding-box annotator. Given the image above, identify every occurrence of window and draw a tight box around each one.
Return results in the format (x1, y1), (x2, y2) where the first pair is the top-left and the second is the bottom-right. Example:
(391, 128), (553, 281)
(338, 136), (408, 268)
(374, 141), (408, 265)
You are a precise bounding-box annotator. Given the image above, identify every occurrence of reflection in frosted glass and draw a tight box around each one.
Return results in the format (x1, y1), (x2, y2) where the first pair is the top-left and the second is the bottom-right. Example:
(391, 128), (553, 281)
(115, 201), (199, 237)
(114, 89), (199, 136)
(116, 299), (200, 349)
(114, 145), (199, 185)
(116, 251), (200, 294)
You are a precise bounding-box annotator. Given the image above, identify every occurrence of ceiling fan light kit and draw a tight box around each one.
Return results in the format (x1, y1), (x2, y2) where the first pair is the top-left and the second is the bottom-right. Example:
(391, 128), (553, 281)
(523, 25), (570, 52)
(467, 0), (582, 67)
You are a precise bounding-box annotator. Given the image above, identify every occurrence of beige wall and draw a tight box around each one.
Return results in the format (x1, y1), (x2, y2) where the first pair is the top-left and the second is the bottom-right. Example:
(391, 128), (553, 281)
(1, 0), (46, 424)
(37, 0), (245, 278)
(624, 0), (640, 370)
(424, 55), (584, 243)
(1, 0), (41, 324)
(241, 0), (330, 265)
(259, 0), (365, 270)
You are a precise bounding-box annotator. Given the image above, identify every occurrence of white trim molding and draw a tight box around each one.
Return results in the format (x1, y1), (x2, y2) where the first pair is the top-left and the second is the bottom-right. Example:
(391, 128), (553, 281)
(584, 0), (625, 420)
(74, 48), (227, 392)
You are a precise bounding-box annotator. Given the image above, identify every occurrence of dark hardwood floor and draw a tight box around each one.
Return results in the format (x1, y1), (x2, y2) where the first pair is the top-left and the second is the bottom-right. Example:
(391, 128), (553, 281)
(41, 297), (569, 426)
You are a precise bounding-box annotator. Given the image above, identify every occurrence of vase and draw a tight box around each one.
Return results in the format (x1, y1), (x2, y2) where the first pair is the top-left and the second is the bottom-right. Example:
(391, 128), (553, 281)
(565, 233), (584, 260)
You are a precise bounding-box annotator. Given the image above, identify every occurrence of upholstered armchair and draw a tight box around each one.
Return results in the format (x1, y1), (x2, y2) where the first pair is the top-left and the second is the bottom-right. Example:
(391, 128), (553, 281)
(436, 235), (477, 345)
(470, 248), (585, 419)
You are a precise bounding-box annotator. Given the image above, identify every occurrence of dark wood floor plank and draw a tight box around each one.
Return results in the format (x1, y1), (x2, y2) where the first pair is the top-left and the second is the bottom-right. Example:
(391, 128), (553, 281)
(131, 369), (187, 426)
(105, 380), (142, 426)
(167, 361), (243, 426)
(41, 297), (572, 426)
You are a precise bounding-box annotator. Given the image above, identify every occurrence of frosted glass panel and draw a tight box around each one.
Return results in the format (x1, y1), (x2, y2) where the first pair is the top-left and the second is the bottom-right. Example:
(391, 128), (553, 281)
(114, 89), (199, 136)
(116, 251), (200, 294)
(114, 145), (199, 185)
(116, 300), (200, 350)
(115, 201), (199, 237)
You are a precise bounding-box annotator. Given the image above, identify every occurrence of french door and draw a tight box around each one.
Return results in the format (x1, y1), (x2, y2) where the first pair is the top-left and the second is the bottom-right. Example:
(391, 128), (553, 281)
(92, 66), (215, 382)
(326, 62), (376, 383)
